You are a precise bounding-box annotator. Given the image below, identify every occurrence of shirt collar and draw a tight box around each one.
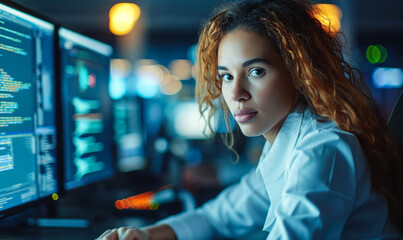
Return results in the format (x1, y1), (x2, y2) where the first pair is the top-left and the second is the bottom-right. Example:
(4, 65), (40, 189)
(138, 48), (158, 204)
(256, 102), (306, 184)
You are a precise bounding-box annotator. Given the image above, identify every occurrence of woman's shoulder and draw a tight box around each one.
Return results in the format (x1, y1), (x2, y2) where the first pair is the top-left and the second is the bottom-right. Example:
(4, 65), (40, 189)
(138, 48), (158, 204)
(280, 106), (368, 197)
(299, 104), (357, 142)
(293, 105), (366, 165)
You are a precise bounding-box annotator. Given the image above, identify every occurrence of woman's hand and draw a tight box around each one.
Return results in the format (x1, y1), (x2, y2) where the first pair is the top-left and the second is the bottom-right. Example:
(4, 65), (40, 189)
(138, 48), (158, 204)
(96, 224), (176, 240)
(96, 227), (149, 240)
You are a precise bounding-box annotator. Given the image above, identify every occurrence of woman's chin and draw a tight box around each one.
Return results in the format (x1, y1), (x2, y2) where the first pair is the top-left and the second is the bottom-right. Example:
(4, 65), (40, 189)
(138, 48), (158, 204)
(239, 127), (262, 137)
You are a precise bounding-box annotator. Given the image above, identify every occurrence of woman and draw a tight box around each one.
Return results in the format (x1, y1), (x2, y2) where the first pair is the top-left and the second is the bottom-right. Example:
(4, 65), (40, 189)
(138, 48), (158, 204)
(98, 0), (403, 239)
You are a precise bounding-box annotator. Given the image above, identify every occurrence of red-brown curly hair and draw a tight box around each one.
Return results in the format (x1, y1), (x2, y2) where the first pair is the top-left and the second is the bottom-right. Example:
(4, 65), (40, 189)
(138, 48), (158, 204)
(195, 0), (403, 232)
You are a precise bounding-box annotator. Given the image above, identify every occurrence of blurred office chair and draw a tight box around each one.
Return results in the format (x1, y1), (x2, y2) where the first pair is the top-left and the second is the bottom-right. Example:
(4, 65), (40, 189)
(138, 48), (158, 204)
(387, 91), (403, 153)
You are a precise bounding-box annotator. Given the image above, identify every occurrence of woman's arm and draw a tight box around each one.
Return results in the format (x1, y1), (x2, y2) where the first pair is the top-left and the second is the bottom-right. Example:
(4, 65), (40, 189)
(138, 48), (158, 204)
(97, 167), (269, 240)
(142, 224), (177, 240)
(157, 167), (269, 239)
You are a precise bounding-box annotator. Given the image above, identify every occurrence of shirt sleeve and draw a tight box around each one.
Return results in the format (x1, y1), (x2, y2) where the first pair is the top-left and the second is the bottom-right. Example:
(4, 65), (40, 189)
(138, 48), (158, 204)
(267, 130), (360, 239)
(157, 168), (270, 240)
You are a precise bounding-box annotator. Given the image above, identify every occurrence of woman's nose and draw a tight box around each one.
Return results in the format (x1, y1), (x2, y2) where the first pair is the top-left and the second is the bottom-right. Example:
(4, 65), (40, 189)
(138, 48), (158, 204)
(231, 75), (251, 102)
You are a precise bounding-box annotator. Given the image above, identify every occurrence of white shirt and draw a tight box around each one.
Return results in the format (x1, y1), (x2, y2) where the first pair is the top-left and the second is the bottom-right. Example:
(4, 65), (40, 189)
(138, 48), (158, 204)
(157, 102), (401, 239)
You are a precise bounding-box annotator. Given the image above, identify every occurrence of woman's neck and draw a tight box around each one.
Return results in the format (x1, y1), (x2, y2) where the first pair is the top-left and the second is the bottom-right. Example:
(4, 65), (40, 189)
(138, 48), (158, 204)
(263, 96), (299, 144)
(263, 116), (286, 144)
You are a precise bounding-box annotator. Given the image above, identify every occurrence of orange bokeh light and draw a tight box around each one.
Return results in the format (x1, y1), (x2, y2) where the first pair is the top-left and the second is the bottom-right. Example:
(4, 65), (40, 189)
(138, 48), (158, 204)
(115, 191), (157, 210)
(313, 4), (342, 35)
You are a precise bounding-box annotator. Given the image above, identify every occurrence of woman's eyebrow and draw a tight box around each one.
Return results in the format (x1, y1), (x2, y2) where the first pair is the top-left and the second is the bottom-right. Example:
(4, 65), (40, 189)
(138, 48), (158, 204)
(242, 58), (270, 67)
(217, 58), (270, 71)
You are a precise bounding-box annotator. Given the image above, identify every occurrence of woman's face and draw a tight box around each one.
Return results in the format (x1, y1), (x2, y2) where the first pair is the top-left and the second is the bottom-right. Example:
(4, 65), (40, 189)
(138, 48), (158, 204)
(218, 29), (296, 140)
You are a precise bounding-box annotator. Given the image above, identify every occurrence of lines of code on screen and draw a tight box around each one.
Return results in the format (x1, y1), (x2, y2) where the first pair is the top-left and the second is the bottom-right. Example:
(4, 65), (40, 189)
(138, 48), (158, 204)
(0, 14), (38, 211)
(0, 19), (34, 132)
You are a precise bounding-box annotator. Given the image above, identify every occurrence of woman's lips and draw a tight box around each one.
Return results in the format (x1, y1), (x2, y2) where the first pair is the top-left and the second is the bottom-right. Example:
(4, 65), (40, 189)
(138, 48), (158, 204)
(234, 109), (258, 123)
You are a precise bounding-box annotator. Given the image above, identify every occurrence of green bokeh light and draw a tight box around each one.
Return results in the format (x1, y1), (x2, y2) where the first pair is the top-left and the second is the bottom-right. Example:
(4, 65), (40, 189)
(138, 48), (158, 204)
(151, 201), (159, 210)
(366, 44), (388, 64)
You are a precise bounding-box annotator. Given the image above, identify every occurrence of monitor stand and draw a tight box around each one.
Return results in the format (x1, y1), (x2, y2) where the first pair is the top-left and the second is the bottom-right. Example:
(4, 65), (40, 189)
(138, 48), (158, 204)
(27, 217), (90, 228)
(27, 200), (90, 229)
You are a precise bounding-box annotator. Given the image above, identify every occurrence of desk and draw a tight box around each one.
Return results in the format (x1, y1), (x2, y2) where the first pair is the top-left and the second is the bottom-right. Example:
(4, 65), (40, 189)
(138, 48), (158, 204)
(0, 202), (159, 240)
(1, 210), (269, 240)
(1, 214), (153, 240)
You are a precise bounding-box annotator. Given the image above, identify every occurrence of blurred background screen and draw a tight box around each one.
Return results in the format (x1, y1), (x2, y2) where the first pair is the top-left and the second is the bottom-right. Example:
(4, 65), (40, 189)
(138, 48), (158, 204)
(59, 27), (114, 191)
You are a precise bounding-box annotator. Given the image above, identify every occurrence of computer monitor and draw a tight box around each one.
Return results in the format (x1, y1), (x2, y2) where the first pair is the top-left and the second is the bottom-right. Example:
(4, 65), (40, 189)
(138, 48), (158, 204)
(59, 27), (114, 191)
(0, 1), (57, 216)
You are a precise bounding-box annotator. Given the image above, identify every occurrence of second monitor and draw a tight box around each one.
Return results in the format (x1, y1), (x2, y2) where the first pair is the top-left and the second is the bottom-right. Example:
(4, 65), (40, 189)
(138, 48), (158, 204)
(58, 28), (114, 191)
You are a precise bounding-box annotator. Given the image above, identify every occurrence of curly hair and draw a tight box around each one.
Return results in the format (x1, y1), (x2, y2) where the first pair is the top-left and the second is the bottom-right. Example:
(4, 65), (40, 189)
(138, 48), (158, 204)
(195, 0), (403, 232)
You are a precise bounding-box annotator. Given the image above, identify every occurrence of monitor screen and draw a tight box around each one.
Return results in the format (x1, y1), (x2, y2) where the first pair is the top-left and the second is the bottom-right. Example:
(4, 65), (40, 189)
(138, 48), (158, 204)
(59, 28), (114, 191)
(113, 97), (145, 172)
(0, 2), (57, 213)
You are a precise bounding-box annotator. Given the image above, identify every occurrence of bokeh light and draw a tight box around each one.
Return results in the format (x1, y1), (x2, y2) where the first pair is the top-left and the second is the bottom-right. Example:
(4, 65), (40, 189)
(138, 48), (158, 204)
(115, 191), (158, 210)
(111, 59), (131, 79)
(109, 77), (127, 100)
(313, 4), (342, 35)
(160, 75), (182, 95)
(169, 59), (192, 80)
(52, 193), (58, 201)
(115, 200), (123, 210)
(135, 59), (157, 67)
(155, 64), (171, 85)
(135, 65), (163, 98)
(372, 67), (403, 88)
(109, 3), (141, 36)
(154, 137), (169, 154)
(137, 65), (164, 84)
(366, 44), (388, 64)
(109, 59), (131, 100)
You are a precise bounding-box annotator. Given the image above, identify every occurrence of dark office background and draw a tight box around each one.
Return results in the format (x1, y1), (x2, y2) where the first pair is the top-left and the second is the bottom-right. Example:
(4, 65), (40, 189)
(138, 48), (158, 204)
(3, 0), (403, 239)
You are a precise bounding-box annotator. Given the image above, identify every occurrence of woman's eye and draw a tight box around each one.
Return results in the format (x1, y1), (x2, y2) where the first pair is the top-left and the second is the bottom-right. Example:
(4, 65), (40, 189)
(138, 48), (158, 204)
(220, 74), (233, 81)
(249, 68), (265, 77)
